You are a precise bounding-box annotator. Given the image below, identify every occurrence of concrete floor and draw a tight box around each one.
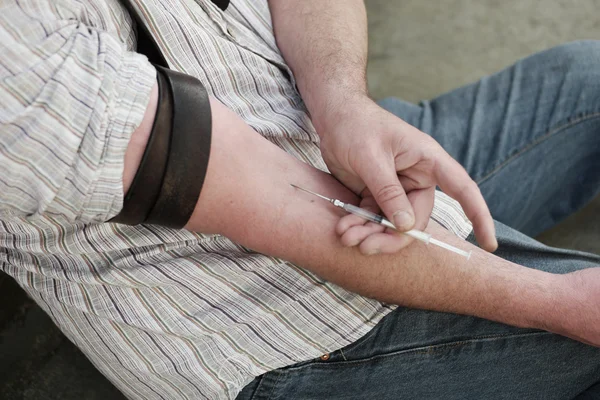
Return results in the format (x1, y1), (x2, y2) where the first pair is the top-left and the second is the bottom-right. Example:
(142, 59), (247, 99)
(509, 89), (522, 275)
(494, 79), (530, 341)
(1, 1), (599, 399)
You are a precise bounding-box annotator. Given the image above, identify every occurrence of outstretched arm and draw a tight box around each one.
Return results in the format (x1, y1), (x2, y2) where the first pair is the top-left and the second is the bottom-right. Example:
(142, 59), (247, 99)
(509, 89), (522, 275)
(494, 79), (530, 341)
(159, 96), (594, 347)
(4, 0), (595, 350)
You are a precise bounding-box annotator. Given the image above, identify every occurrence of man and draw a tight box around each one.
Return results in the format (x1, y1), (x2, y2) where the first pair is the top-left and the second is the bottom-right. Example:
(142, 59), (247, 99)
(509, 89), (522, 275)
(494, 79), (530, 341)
(0, 0), (599, 399)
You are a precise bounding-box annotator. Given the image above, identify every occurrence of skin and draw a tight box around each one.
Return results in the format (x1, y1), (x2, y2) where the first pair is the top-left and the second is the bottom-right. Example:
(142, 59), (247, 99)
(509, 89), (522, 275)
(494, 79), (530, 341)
(121, 2), (600, 346)
(124, 93), (600, 347)
(268, 0), (497, 254)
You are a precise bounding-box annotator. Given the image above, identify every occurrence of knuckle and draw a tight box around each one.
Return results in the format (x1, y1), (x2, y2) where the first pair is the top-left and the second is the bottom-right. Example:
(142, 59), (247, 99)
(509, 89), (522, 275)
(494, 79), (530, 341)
(341, 232), (361, 247)
(336, 220), (350, 236)
(337, 215), (360, 234)
(425, 145), (446, 168)
(422, 137), (443, 153)
(375, 184), (406, 205)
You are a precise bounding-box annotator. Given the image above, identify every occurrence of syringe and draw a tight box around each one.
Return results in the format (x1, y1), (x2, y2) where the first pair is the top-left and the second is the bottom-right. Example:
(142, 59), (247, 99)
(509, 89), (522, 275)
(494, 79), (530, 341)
(291, 184), (471, 259)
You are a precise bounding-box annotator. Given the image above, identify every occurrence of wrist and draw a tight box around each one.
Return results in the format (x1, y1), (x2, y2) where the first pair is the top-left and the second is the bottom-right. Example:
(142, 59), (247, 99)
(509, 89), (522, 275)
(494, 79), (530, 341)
(539, 271), (594, 343)
(525, 273), (566, 331)
(309, 90), (374, 137)
(460, 250), (564, 331)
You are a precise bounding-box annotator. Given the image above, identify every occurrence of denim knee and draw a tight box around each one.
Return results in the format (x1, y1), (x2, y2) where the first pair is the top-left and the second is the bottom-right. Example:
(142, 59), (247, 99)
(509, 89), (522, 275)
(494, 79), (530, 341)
(542, 40), (600, 84)
(524, 40), (600, 119)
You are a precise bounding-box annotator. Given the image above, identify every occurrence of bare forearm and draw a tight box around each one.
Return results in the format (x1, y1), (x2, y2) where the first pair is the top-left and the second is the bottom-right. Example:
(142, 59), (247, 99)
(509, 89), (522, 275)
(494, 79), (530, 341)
(185, 99), (559, 332)
(234, 182), (554, 330)
(269, 0), (368, 129)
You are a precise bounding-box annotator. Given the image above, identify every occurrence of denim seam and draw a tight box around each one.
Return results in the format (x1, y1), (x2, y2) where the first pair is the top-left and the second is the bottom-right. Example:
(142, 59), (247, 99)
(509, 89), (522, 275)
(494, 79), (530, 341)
(339, 348), (348, 361)
(265, 372), (283, 400)
(247, 375), (265, 400)
(247, 372), (283, 400)
(284, 331), (553, 371)
(476, 111), (600, 185)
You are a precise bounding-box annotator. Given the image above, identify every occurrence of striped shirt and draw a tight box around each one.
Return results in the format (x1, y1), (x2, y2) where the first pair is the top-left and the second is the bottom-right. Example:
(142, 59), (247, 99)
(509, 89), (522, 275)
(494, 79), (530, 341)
(0, 0), (473, 398)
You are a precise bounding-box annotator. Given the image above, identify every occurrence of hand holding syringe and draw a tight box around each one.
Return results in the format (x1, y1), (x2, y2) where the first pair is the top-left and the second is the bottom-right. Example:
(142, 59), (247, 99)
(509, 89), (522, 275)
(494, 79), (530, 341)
(291, 185), (472, 259)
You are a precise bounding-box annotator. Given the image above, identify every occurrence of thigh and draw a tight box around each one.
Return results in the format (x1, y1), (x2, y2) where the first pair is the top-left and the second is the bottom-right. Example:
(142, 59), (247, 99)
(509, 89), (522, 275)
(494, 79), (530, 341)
(379, 41), (600, 236)
(238, 224), (600, 400)
(241, 319), (600, 400)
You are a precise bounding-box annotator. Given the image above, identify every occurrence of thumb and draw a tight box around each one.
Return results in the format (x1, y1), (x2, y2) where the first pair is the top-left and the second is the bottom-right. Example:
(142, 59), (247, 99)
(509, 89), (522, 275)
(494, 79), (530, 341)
(360, 160), (415, 231)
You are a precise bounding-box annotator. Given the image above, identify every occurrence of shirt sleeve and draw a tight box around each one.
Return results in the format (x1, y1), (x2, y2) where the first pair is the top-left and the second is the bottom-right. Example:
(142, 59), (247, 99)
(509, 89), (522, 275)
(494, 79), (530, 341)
(432, 191), (473, 239)
(0, 0), (156, 223)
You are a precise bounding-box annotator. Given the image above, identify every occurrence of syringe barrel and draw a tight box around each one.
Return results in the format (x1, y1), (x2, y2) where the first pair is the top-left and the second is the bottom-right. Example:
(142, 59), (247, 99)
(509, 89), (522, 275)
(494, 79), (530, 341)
(342, 203), (384, 224)
(343, 203), (432, 244)
(403, 229), (432, 244)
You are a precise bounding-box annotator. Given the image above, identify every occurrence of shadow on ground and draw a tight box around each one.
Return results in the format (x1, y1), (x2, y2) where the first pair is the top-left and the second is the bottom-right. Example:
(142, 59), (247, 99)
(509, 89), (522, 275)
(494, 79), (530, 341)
(0, 275), (125, 400)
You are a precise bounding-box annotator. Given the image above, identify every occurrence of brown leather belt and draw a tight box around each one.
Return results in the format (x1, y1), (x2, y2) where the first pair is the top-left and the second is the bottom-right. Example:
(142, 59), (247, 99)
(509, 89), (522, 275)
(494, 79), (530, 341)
(111, 66), (212, 228)
(111, 1), (214, 228)
(144, 66), (212, 228)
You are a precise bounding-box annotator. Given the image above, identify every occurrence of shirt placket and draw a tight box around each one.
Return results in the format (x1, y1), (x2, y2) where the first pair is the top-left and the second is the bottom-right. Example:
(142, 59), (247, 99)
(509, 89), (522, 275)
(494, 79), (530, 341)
(195, 0), (298, 86)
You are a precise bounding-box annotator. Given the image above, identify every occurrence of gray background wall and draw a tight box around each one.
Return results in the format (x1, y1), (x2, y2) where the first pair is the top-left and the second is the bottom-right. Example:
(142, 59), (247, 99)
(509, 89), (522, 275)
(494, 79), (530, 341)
(0, 1), (598, 398)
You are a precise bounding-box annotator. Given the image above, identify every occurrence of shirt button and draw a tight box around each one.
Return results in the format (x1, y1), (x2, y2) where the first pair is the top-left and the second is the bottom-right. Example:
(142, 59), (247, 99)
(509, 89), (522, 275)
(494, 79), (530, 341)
(320, 353), (330, 361)
(227, 26), (235, 39)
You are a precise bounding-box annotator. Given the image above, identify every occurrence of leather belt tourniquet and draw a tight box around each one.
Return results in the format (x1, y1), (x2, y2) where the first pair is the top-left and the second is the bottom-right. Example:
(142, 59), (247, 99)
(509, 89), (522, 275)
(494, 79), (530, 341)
(111, 66), (212, 228)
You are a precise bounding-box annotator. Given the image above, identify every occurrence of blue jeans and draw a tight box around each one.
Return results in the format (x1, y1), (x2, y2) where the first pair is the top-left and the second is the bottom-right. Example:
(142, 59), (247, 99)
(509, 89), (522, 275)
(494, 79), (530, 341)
(237, 41), (600, 399)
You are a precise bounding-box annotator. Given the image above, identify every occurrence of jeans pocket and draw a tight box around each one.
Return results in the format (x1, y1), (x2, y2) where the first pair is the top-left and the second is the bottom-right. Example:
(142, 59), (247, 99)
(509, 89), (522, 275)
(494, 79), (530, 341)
(326, 309), (392, 362)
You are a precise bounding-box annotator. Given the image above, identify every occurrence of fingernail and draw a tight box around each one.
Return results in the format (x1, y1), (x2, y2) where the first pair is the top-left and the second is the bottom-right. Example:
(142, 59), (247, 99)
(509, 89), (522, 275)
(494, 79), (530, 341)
(393, 211), (414, 231)
(366, 249), (380, 256)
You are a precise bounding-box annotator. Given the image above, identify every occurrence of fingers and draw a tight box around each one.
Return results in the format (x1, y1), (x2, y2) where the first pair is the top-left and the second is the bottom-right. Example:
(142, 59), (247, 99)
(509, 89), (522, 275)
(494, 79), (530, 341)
(340, 223), (385, 248)
(401, 183), (434, 233)
(357, 188), (433, 254)
(337, 188), (435, 255)
(358, 231), (413, 255)
(337, 194), (386, 249)
(435, 153), (498, 252)
(407, 187), (435, 232)
(335, 194), (379, 236)
(357, 156), (416, 231)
